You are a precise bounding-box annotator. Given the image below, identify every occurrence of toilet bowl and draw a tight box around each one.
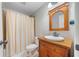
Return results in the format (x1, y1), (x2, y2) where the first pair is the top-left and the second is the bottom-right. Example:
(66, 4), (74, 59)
(26, 37), (39, 57)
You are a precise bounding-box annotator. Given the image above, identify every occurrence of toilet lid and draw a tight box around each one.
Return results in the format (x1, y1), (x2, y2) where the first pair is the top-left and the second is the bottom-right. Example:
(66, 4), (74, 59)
(26, 44), (38, 51)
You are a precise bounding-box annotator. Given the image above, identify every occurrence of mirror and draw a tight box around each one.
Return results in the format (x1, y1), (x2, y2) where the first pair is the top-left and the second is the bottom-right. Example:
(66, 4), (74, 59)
(52, 12), (64, 29)
(49, 3), (69, 31)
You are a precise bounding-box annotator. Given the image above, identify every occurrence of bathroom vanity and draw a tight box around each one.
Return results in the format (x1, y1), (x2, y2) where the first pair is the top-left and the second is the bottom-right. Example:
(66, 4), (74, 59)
(38, 36), (72, 57)
(38, 3), (72, 57)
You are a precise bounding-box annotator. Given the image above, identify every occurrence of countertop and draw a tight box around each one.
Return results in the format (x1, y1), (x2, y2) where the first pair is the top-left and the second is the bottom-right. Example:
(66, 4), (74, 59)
(38, 36), (73, 48)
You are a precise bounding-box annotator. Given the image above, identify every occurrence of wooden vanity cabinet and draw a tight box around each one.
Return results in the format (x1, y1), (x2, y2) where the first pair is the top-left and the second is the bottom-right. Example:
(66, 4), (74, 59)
(39, 39), (71, 57)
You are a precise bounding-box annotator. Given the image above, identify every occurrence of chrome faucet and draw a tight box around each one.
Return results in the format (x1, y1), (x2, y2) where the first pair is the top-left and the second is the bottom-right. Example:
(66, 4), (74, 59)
(53, 32), (59, 37)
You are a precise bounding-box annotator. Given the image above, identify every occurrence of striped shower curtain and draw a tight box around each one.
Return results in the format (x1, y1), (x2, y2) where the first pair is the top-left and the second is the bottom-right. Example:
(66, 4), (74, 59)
(5, 9), (35, 56)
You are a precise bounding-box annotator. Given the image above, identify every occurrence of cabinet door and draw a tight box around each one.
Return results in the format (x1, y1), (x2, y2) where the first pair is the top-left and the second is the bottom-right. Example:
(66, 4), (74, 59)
(47, 44), (68, 57)
(39, 42), (47, 57)
(47, 44), (58, 57)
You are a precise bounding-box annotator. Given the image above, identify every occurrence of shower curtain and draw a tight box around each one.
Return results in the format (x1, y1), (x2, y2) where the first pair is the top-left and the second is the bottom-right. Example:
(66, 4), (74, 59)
(5, 9), (35, 56)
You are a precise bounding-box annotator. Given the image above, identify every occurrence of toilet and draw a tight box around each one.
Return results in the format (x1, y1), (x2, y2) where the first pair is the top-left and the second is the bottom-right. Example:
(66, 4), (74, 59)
(26, 37), (39, 57)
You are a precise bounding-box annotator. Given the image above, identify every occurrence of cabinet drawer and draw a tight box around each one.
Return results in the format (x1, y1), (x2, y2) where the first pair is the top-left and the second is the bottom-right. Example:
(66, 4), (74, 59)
(40, 40), (47, 46)
(47, 44), (56, 52)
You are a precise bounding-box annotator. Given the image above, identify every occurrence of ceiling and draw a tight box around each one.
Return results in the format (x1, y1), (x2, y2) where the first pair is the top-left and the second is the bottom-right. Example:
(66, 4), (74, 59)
(2, 2), (47, 15)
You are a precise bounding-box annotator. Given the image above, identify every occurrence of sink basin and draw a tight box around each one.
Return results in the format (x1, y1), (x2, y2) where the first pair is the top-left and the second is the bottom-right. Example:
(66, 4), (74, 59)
(44, 36), (64, 41)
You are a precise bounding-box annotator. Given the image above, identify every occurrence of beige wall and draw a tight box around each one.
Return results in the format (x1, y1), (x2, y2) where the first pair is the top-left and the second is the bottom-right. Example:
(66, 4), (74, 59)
(34, 3), (49, 36)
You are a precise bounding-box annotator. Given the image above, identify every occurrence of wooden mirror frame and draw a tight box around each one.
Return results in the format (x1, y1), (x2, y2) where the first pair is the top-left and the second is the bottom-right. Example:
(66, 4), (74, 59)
(48, 3), (69, 31)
